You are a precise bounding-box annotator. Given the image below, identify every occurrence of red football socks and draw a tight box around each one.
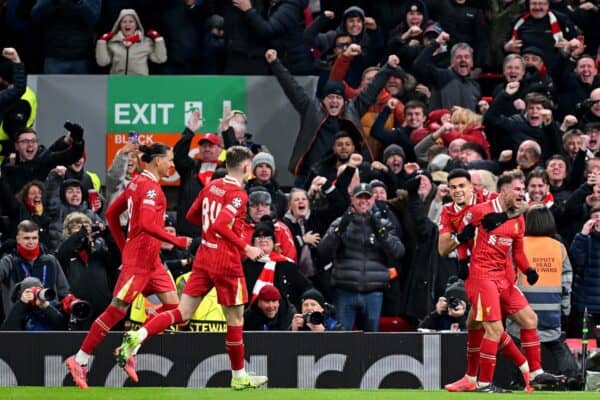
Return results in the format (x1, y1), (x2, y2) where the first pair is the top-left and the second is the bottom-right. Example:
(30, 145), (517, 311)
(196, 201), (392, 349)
(466, 328), (484, 377)
(81, 305), (127, 354)
(521, 328), (542, 372)
(498, 331), (527, 369)
(225, 325), (245, 371)
(478, 338), (499, 384)
(144, 308), (183, 338)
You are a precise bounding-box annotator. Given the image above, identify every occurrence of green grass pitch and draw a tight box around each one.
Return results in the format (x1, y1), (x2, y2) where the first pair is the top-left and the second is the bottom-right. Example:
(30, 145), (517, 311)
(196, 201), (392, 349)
(0, 388), (597, 400)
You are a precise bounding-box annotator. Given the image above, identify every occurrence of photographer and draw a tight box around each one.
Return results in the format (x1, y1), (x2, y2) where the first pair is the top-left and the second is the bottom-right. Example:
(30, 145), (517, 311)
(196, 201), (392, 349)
(290, 288), (344, 331)
(55, 212), (118, 328)
(0, 220), (71, 318)
(419, 276), (468, 332)
(1, 277), (66, 331)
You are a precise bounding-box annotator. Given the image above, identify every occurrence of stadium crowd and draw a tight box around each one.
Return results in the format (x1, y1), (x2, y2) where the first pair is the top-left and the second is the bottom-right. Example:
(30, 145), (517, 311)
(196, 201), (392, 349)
(1, 0), (600, 388)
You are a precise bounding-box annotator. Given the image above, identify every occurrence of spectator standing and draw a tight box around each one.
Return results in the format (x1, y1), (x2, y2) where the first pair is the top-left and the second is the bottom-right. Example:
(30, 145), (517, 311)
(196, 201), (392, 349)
(30, 0), (100, 74)
(319, 182), (404, 331)
(1, 124), (85, 194)
(267, 49), (401, 186)
(96, 9), (167, 75)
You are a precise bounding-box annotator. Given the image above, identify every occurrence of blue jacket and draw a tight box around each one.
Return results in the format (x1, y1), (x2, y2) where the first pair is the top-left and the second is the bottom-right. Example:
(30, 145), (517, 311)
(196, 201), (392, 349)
(570, 232), (600, 313)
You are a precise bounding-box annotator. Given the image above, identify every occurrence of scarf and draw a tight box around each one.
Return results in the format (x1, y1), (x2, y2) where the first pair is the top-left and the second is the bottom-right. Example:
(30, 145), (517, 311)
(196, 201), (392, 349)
(25, 199), (43, 216)
(197, 162), (219, 187)
(525, 191), (554, 208)
(122, 33), (141, 47)
(512, 11), (563, 44)
(249, 251), (292, 304)
(17, 243), (40, 261)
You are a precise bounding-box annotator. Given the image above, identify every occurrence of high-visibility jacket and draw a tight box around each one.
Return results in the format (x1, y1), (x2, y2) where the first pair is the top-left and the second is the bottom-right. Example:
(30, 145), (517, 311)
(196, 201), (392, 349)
(0, 86), (37, 164)
(175, 272), (226, 332)
(518, 236), (570, 331)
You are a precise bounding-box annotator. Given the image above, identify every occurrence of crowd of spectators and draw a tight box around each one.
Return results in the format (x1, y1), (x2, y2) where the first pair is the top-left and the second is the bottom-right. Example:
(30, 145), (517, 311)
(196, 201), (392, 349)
(0, 1), (599, 358)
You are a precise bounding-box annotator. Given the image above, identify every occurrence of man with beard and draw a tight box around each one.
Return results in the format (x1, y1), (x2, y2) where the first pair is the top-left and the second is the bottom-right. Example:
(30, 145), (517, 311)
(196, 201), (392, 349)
(306, 130), (370, 186)
(484, 84), (562, 159)
(455, 170), (566, 391)
(173, 110), (223, 237)
(243, 284), (293, 331)
(414, 32), (480, 111)
(266, 49), (401, 187)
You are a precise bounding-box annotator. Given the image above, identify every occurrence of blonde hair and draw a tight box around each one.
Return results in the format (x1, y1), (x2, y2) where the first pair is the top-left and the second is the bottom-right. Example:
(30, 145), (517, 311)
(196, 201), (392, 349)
(451, 107), (482, 131)
(63, 211), (92, 238)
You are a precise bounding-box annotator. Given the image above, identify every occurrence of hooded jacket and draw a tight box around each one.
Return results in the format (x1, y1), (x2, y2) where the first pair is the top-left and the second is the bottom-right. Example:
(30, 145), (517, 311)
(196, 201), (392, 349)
(95, 9), (167, 75)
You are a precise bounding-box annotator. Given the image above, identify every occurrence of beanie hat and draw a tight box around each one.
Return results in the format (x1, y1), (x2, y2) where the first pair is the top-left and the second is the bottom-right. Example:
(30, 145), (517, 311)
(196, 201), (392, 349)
(405, 0), (426, 15)
(60, 179), (86, 203)
(248, 186), (272, 206)
(444, 276), (467, 304)
(207, 14), (224, 30)
(253, 216), (275, 240)
(257, 284), (280, 302)
(343, 6), (365, 21)
(383, 144), (406, 162)
(522, 46), (545, 61)
(300, 288), (326, 308)
(252, 152), (276, 174)
(322, 80), (346, 99)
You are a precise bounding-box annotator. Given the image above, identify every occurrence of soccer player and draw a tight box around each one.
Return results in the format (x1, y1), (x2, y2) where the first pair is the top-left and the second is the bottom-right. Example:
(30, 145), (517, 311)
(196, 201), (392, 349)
(458, 170), (562, 392)
(65, 143), (191, 389)
(440, 170), (530, 392)
(116, 145), (268, 390)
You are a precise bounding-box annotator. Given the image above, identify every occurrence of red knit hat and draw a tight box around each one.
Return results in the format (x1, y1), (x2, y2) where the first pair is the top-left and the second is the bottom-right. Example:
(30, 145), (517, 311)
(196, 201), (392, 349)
(257, 285), (280, 302)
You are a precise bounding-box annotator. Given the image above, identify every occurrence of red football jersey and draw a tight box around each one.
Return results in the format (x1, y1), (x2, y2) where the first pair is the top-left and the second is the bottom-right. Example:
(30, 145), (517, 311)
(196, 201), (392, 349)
(439, 189), (492, 235)
(106, 170), (186, 269)
(460, 197), (530, 280)
(187, 175), (249, 274)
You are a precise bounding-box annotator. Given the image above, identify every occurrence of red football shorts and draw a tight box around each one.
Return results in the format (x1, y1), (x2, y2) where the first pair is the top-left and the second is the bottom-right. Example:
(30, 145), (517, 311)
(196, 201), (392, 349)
(113, 264), (176, 304)
(466, 278), (529, 321)
(183, 266), (247, 306)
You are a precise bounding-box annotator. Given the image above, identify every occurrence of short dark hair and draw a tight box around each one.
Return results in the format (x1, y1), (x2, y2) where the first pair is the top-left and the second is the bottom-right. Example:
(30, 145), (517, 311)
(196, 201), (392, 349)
(526, 168), (549, 186)
(584, 122), (600, 133)
(447, 168), (471, 183)
(524, 92), (551, 109)
(404, 100), (427, 114)
(545, 154), (569, 173)
(460, 141), (487, 160)
(139, 143), (170, 163)
(17, 219), (39, 234)
(525, 206), (557, 237)
(497, 170), (525, 191)
(16, 127), (37, 140)
(333, 130), (354, 142)
(226, 145), (253, 170)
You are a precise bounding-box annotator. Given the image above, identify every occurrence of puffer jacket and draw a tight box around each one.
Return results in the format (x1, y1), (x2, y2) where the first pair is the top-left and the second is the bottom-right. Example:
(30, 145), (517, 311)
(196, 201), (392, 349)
(95, 9), (167, 75)
(570, 231), (600, 313)
(318, 209), (404, 292)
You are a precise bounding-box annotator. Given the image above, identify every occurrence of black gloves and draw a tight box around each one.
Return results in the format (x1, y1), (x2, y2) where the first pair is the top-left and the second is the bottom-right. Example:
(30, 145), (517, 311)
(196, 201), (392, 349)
(458, 260), (469, 280)
(525, 267), (539, 285)
(456, 224), (475, 244)
(335, 209), (353, 235)
(481, 212), (508, 231)
(370, 209), (392, 239)
(64, 121), (84, 142)
(405, 177), (420, 195)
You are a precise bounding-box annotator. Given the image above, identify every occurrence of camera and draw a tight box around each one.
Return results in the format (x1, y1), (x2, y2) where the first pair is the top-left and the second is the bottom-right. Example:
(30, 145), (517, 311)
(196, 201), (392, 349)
(60, 294), (92, 321)
(302, 311), (324, 325)
(29, 286), (56, 306)
(90, 223), (102, 235)
(447, 296), (461, 310)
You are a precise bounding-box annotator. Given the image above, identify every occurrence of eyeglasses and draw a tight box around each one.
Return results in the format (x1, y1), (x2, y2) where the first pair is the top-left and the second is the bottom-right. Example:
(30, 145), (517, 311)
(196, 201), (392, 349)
(335, 42), (352, 49)
(17, 139), (38, 145)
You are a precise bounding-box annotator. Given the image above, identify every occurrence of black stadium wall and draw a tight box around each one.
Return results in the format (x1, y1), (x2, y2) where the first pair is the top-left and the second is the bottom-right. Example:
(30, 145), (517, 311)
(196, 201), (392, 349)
(0, 332), (467, 388)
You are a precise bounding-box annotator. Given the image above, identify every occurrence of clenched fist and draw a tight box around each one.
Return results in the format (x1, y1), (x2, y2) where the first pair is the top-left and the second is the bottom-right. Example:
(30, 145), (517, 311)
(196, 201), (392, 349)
(265, 49), (278, 63)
